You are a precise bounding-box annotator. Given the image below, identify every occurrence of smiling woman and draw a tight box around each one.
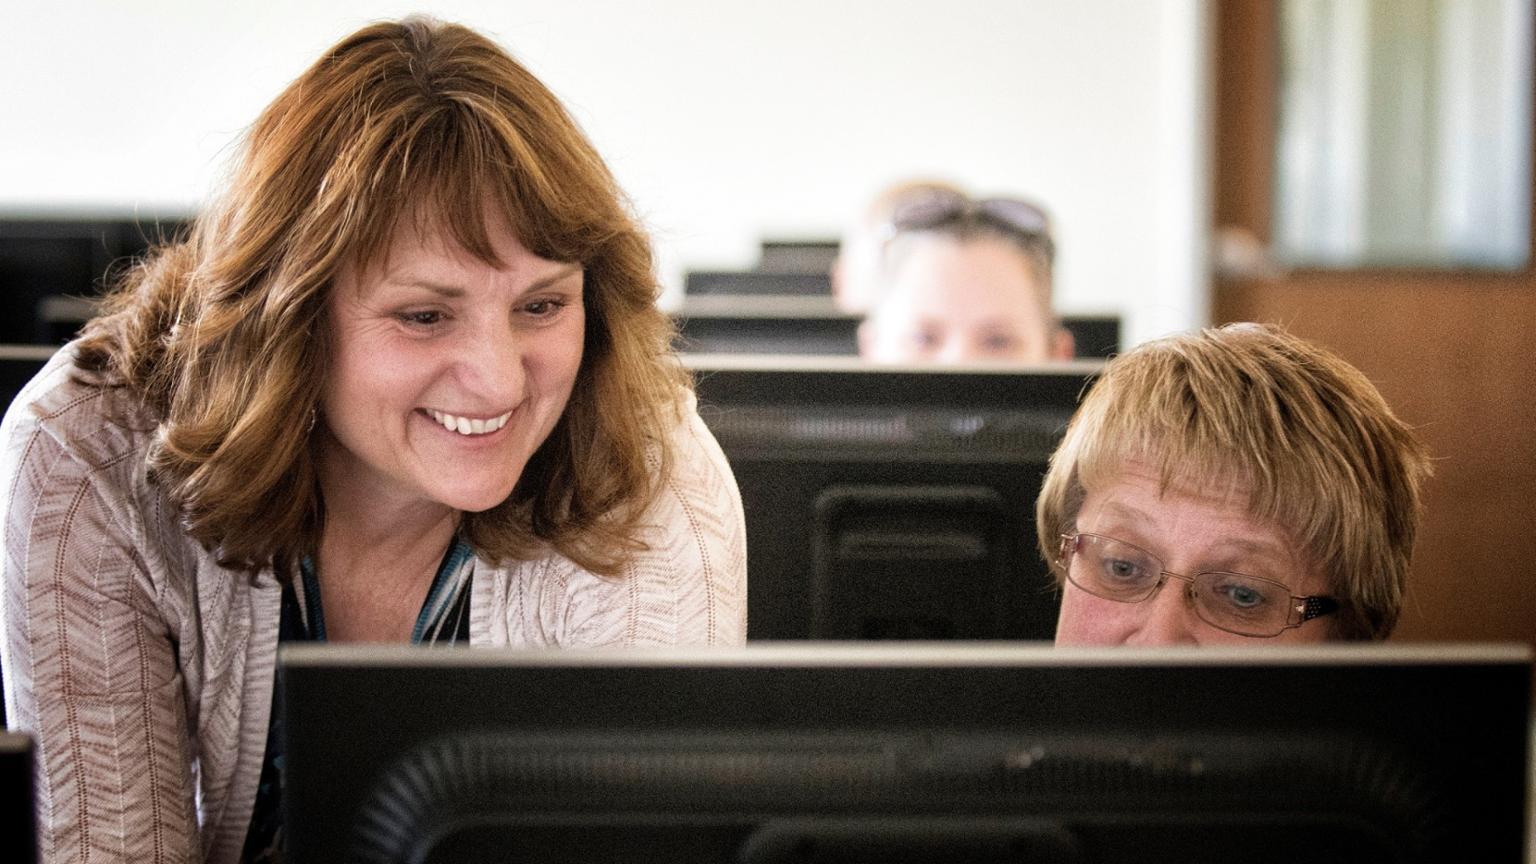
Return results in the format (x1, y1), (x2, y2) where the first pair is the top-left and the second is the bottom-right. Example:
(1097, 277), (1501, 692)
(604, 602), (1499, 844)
(316, 210), (592, 642)
(0, 16), (746, 864)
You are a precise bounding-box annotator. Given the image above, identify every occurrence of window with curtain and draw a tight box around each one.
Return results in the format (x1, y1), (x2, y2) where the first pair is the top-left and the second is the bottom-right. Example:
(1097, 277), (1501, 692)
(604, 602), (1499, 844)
(1274, 0), (1532, 268)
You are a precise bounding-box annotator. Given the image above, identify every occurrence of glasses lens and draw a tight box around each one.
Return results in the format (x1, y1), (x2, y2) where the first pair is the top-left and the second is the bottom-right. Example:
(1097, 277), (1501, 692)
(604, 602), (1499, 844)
(1191, 572), (1292, 637)
(889, 193), (967, 231)
(1067, 534), (1163, 602)
(976, 198), (1051, 237)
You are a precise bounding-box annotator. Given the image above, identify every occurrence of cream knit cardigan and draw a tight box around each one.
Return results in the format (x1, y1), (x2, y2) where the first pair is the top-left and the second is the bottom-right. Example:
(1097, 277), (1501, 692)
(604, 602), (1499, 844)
(0, 348), (747, 863)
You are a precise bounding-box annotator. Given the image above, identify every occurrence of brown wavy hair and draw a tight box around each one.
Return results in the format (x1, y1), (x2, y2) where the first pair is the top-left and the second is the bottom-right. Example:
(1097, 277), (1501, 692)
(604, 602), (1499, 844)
(75, 16), (686, 576)
(1035, 323), (1432, 640)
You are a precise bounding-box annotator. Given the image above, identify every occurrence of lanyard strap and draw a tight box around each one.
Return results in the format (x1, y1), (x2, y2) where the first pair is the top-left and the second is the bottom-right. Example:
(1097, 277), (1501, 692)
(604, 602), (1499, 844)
(293, 538), (474, 644)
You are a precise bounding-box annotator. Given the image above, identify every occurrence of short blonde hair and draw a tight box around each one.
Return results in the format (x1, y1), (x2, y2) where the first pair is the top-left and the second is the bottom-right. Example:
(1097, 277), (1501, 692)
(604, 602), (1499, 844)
(76, 17), (684, 576)
(1035, 323), (1432, 640)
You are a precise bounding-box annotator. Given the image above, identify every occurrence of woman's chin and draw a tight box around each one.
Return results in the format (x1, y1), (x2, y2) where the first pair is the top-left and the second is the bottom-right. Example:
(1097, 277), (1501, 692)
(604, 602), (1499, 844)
(434, 485), (517, 514)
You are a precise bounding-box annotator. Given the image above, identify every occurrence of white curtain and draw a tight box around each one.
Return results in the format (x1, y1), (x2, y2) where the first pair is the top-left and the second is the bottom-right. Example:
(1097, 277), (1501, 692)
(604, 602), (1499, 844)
(1274, 0), (1531, 268)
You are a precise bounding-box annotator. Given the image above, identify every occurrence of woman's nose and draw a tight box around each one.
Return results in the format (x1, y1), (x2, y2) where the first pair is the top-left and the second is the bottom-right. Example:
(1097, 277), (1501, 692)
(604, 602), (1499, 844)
(938, 335), (974, 365)
(459, 322), (524, 399)
(1124, 577), (1199, 646)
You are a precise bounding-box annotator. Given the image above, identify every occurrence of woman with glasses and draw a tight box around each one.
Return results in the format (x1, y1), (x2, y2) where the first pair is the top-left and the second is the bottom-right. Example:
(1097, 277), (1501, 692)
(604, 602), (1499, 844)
(856, 184), (1076, 365)
(1037, 322), (1431, 644)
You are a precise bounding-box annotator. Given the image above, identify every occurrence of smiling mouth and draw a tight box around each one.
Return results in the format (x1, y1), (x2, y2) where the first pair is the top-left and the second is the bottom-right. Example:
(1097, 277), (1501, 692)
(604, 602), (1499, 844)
(427, 408), (514, 436)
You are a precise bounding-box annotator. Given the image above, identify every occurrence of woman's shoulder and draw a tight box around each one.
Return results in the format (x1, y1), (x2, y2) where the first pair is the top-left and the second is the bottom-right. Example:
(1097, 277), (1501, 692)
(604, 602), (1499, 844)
(2, 342), (157, 471)
(0, 344), (162, 533)
(2, 344), (245, 605)
(659, 387), (732, 477)
(471, 386), (748, 646)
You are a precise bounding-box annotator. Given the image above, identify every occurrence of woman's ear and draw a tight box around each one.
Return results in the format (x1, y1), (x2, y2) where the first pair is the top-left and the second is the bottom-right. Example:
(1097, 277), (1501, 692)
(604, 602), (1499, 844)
(856, 316), (876, 359)
(1051, 325), (1076, 361)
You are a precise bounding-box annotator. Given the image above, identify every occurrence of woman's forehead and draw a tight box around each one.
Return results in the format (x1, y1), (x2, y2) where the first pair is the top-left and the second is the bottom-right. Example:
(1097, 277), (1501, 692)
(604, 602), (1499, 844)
(1076, 467), (1322, 580)
(356, 202), (552, 278)
(1078, 454), (1287, 532)
(1079, 447), (1248, 499)
(1080, 460), (1252, 523)
(1078, 457), (1322, 563)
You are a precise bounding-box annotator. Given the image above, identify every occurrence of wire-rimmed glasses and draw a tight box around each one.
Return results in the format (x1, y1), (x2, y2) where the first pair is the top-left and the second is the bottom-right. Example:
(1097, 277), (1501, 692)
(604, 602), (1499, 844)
(1057, 532), (1339, 638)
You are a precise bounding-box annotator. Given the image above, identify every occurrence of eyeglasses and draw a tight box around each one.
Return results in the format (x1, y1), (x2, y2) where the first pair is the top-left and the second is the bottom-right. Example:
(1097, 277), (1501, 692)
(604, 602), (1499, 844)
(1057, 533), (1339, 638)
(882, 190), (1054, 260)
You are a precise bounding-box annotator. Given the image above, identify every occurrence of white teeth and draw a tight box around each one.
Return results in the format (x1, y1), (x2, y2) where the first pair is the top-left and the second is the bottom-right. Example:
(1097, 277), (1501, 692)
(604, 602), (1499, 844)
(429, 409), (513, 437)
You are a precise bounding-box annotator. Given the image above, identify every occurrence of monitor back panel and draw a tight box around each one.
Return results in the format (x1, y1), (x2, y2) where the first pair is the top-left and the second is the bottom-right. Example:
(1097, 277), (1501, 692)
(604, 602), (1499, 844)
(692, 362), (1097, 641)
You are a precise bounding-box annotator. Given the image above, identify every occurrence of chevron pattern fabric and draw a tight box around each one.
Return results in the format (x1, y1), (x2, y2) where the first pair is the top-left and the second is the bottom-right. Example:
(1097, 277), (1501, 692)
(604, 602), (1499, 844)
(1, 348), (747, 863)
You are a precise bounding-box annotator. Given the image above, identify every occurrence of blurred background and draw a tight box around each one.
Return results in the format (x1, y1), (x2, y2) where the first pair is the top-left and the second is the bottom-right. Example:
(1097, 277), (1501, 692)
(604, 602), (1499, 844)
(0, 0), (1209, 346)
(1, 0), (1531, 647)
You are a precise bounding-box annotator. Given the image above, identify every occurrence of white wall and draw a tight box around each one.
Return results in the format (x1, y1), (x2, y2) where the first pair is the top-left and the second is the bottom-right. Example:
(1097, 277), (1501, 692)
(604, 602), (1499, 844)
(0, 0), (1210, 347)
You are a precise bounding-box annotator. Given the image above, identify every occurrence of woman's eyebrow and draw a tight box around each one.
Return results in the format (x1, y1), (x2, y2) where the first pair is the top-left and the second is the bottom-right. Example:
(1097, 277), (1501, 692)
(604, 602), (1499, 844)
(1092, 501), (1293, 564)
(1211, 536), (1294, 567)
(387, 279), (465, 298)
(1096, 500), (1154, 525)
(381, 264), (582, 298)
(528, 263), (583, 291)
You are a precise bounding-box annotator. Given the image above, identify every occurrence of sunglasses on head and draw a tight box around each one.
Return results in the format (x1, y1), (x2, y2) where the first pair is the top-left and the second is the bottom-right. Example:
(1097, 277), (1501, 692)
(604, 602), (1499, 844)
(883, 190), (1053, 250)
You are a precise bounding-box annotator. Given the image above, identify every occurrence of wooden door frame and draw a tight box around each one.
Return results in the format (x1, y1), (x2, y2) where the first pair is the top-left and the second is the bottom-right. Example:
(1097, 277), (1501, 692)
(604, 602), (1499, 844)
(1211, 0), (1536, 647)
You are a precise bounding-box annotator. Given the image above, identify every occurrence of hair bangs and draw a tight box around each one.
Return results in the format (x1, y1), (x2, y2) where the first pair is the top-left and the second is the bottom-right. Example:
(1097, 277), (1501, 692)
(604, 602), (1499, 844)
(316, 106), (502, 279)
(1037, 324), (1431, 639)
(413, 106), (562, 268)
(1067, 353), (1349, 569)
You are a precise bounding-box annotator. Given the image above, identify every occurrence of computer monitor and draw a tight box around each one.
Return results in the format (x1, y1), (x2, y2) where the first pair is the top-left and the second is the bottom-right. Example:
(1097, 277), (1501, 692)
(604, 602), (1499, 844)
(674, 296), (864, 356)
(0, 215), (190, 344)
(755, 239), (840, 274)
(687, 355), (1101, 640)
(1, 344), (55, 417)
(278, 642), (1533, 864)
(0, 732), (37, 864)
(685, 270), (834, 297)
(672, 295), (1121, 359)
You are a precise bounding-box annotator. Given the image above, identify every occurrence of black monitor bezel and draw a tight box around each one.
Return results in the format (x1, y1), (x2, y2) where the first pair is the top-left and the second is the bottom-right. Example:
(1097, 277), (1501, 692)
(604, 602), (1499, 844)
(279, 642), (1533, 864)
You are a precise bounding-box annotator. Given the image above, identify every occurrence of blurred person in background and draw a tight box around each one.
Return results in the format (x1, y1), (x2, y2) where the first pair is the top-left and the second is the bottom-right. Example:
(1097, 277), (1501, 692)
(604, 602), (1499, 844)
(855, 184), (1074, 364)
(831, 178), (966, 316)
